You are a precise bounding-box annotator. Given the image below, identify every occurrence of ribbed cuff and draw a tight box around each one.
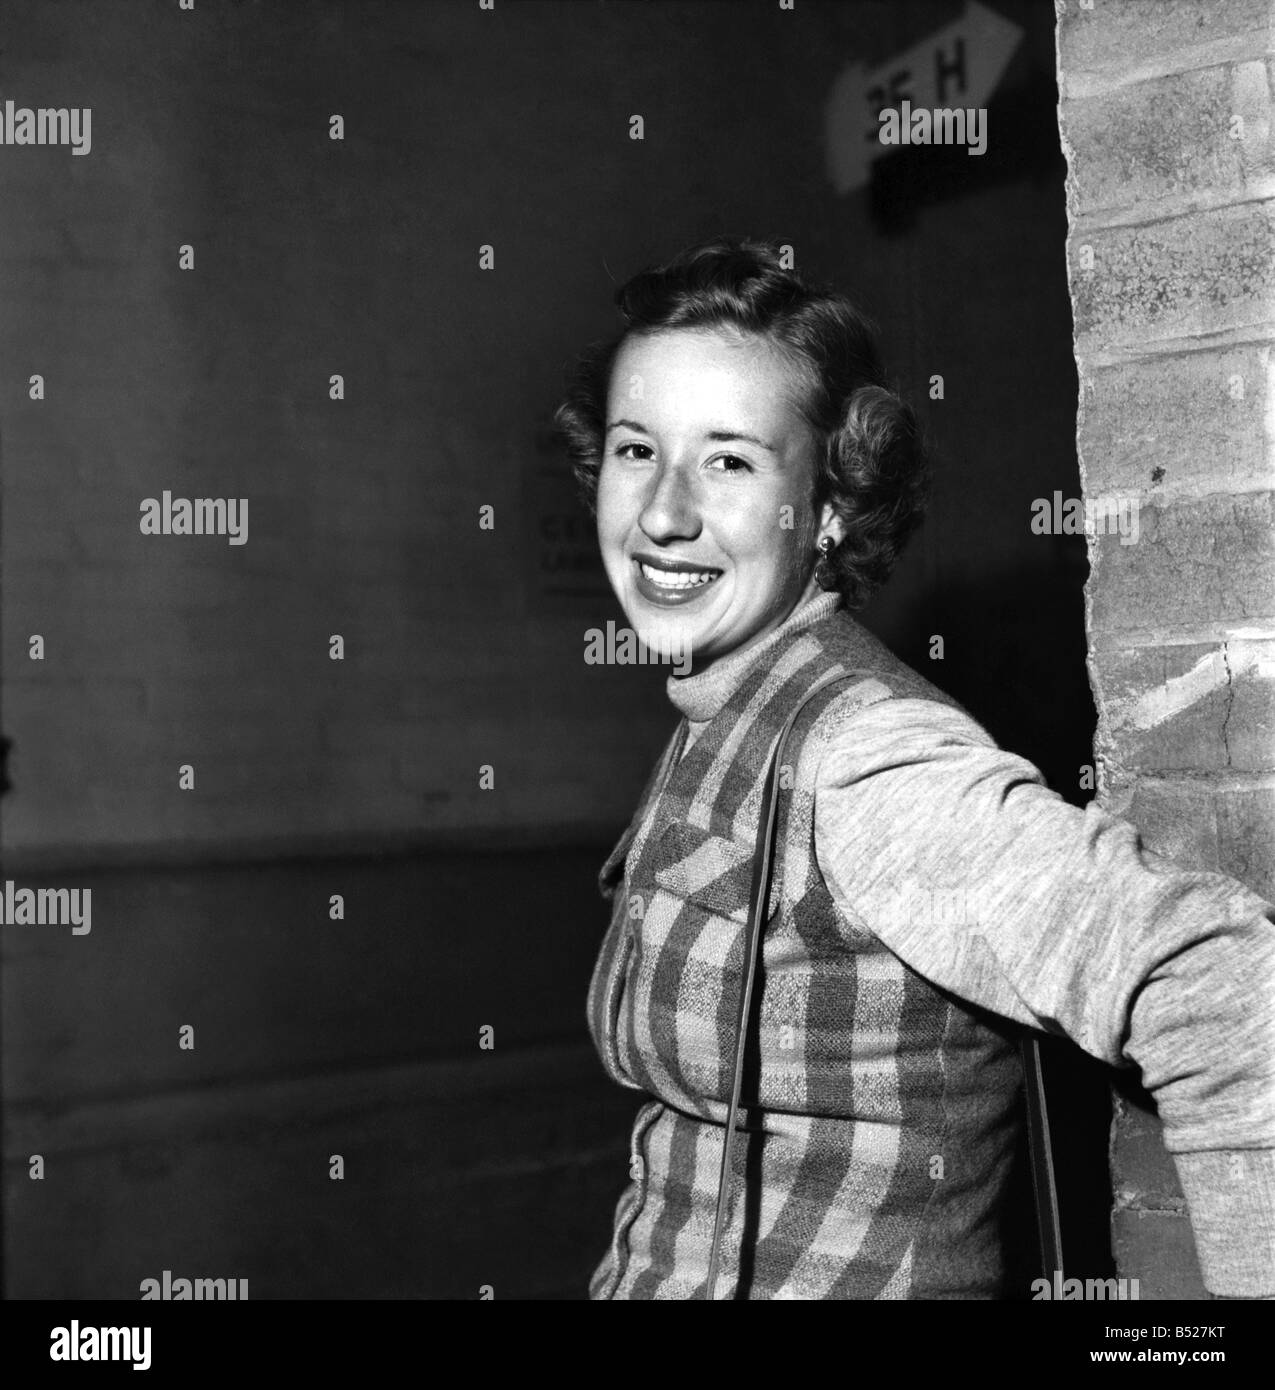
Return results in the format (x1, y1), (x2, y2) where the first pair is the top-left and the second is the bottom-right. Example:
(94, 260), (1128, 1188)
(1173, 1149), (1275, 1298)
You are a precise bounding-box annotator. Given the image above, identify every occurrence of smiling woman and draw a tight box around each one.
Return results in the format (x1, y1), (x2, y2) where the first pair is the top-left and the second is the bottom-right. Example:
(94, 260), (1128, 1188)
(552, 238), (1275, 1302)
(557, 238), (928, 679)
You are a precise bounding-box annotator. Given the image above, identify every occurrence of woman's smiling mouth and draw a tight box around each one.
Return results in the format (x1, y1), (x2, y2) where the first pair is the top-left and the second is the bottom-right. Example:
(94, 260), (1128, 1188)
(632, 553), (723, 604)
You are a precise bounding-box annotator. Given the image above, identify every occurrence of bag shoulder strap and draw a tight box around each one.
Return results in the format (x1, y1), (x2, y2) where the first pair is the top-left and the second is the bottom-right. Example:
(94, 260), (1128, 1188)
(703, 670), (1063, 1299)
(1021, 1033), (1065, 1284)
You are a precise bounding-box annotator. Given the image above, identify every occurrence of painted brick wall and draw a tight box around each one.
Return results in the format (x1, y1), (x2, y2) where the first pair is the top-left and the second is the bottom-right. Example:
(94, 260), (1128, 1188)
(1057, 0), (1275, 1297)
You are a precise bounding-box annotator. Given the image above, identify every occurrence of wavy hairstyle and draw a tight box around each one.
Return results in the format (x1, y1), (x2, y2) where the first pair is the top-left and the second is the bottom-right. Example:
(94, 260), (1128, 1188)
(553, 236), (930, 610)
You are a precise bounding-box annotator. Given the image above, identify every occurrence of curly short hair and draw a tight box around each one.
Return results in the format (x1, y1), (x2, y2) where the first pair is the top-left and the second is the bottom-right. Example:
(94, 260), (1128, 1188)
(553, 236), (930, 610)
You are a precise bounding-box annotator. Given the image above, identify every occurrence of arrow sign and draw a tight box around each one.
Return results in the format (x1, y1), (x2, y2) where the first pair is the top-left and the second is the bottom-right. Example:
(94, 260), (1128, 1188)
(825, 0), (1023, 195)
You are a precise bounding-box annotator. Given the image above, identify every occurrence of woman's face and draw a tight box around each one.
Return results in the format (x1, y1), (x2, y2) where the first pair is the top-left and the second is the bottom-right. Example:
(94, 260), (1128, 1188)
(597, 327), (841, 676)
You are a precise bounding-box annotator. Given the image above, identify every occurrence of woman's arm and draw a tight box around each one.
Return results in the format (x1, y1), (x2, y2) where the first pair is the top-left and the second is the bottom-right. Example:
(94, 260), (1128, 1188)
(813, 696), (1275, 1299)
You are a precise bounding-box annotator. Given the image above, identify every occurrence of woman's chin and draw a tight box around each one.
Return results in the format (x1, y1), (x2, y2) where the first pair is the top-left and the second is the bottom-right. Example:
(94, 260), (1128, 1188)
(629, 610), (701, 649)
(616, 607), (702, 671)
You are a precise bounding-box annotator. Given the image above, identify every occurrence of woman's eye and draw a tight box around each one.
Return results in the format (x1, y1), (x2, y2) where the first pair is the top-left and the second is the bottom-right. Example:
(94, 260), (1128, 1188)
(708, 453), (751, 473)
(614, 442), (654, 461)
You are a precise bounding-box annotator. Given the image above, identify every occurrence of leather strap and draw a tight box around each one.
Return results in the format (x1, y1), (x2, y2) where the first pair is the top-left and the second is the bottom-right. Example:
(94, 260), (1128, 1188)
(1021, 1033), (1065, 1283)
(703, 671), (1064, 1299)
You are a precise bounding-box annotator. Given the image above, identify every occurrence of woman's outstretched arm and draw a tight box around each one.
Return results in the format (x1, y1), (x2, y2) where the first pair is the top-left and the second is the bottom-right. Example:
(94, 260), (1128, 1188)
(813, 695), (1275, 1299)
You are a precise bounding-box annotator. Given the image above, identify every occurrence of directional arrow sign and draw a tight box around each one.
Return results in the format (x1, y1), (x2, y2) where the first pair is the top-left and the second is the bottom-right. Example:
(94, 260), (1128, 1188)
(825, 0), (1023, 195)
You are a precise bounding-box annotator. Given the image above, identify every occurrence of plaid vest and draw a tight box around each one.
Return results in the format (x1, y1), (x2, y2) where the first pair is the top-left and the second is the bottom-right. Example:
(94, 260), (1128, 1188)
(586, 609), (1026, 1299)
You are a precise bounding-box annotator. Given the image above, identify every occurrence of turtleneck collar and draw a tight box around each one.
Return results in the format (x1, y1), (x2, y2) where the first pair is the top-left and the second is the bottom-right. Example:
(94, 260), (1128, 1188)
(666, 590), (843, 726)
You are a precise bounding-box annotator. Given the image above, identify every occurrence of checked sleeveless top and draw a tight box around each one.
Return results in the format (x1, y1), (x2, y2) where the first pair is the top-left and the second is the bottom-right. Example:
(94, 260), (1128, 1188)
(586, 608), (1026, 1299)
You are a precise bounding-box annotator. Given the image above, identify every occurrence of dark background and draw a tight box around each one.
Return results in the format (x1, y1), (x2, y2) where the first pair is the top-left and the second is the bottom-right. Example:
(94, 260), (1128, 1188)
(1, 0), (1110, 1298)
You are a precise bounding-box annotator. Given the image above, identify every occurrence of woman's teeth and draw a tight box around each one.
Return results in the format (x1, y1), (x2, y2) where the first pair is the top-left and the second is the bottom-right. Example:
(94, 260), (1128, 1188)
(639, 563), (720, 590)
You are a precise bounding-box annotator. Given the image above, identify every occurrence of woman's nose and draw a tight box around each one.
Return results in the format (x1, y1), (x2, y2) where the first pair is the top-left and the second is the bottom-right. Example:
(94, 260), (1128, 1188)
(638, 460), (700, 542)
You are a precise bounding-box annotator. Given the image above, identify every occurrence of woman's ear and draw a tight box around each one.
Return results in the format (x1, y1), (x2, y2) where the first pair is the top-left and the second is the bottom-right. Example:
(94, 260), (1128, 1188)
(817, 502), (846, 548)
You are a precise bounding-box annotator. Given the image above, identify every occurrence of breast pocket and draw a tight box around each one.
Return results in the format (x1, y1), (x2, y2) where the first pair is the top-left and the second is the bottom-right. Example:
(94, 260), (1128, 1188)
(650, 819), (756, 926)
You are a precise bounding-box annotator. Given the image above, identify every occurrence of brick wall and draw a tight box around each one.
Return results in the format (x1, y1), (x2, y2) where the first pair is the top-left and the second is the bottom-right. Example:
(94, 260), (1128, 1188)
(1057, 0), (1275, 1297)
